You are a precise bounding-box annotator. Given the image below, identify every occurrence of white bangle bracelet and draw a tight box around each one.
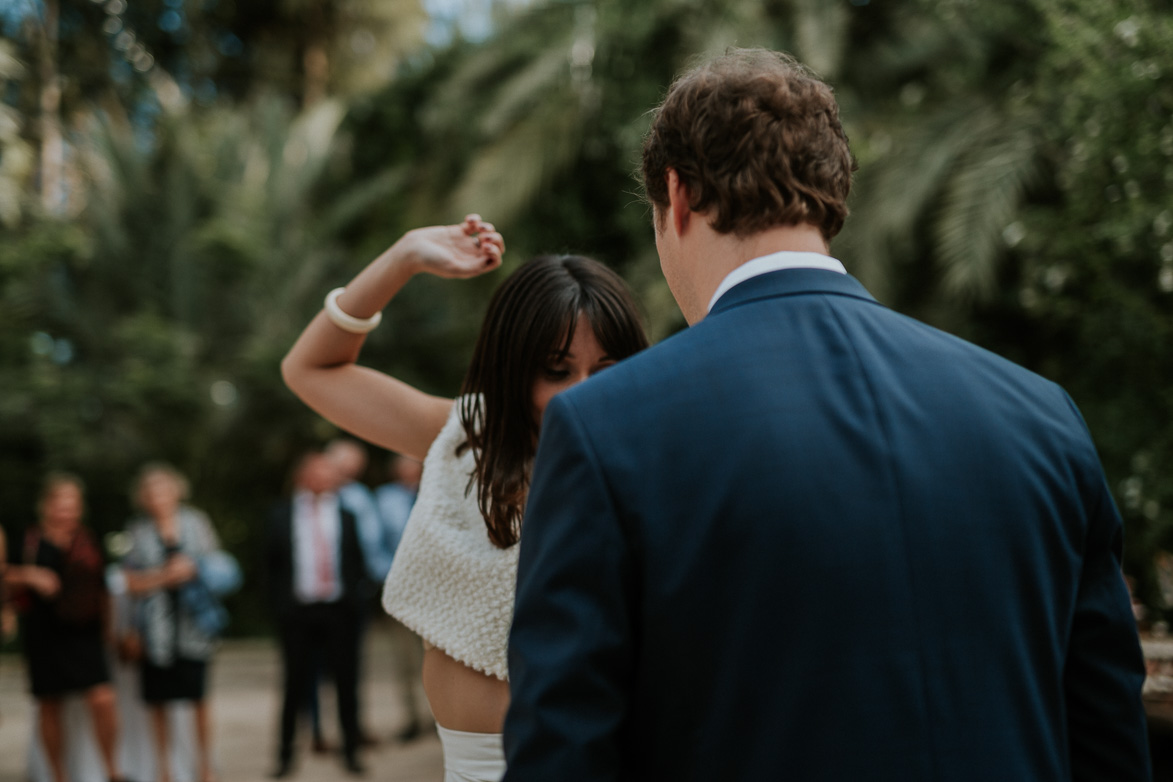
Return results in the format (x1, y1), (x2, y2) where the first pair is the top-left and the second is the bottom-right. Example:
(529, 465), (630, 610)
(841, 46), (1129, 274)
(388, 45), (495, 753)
(324, 287), (382, 334)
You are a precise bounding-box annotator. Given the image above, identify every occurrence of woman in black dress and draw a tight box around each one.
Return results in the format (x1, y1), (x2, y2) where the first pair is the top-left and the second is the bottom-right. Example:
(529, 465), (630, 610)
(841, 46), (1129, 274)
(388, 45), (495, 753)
(5, 473), (122, 782)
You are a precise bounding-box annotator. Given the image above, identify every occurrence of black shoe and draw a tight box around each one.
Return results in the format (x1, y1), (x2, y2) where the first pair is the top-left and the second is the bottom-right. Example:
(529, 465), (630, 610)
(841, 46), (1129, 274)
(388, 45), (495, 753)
(270, 760), (294, 779)
(343, 756), (366, 777)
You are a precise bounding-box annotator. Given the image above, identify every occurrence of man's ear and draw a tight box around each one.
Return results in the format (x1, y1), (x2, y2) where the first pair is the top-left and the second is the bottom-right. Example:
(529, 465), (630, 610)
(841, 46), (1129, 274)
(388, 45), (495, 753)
(665, 169), (692, 237)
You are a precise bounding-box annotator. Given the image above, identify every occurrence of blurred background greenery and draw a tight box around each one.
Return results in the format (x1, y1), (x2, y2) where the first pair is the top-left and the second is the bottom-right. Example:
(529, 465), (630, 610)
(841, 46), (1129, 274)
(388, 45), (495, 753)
(1, 0), (1171, 633)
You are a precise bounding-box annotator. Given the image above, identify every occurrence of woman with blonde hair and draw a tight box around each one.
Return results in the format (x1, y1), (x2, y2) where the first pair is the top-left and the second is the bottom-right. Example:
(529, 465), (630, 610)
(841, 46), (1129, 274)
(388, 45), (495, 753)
(122, 463), (223, 782)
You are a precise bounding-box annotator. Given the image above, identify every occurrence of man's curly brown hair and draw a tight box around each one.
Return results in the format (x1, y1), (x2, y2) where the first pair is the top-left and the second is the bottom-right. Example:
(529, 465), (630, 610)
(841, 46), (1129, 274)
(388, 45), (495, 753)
(642, 49), (856, 242)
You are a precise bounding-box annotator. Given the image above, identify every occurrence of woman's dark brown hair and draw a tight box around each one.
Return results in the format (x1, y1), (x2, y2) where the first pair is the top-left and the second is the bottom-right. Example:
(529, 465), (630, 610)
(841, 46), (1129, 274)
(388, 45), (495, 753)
(458, 255), (648, 548)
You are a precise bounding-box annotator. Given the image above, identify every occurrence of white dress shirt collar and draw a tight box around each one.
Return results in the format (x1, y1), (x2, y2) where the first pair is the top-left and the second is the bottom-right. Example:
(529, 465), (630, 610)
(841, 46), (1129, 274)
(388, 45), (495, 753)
(707, 251), (847, 314)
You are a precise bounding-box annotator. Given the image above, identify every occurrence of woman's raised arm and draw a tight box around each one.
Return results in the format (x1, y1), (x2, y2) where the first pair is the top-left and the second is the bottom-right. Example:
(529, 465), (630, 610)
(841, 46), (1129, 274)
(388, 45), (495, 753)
(281, 215), (504, 461)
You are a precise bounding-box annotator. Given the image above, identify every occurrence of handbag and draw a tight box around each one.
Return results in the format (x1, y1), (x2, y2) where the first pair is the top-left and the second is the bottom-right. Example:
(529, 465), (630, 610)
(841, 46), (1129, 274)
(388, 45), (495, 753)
(178, 578), (230, 637)
(198, 550), (243, 597)
(175, 550), (241, 637)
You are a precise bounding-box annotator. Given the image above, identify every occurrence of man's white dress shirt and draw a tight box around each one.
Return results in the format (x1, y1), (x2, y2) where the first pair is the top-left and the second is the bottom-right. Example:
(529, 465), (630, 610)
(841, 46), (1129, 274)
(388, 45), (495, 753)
(292, 489), (343, 604)
(708, 250), (847, 314)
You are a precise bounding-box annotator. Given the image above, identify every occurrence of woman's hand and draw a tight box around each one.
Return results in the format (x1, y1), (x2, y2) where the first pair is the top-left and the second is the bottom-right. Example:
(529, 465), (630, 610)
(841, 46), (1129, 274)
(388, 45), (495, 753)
(393, 214), (505, 280)
(23, 566), (61, 598)
(164, 555), (198, 587)
(282, 213), (504, 460)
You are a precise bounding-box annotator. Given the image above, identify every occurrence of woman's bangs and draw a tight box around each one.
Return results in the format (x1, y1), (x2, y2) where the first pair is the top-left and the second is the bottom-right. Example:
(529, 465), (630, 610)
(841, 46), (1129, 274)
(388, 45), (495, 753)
(583, 289), (645, 360)
(543, 297), (582, 362)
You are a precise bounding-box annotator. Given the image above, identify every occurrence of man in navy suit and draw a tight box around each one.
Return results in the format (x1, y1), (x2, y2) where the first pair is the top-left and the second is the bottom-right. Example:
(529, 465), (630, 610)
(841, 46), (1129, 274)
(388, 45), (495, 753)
(503, 49), (1151, 781)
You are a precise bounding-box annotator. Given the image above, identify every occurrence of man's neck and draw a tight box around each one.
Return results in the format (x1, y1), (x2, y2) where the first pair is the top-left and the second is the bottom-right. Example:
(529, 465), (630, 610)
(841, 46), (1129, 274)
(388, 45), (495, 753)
(684, 223), (829, 324)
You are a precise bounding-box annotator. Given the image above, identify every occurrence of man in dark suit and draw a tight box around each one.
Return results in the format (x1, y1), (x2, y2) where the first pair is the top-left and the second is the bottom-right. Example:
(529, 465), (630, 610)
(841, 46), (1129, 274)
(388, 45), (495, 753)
(266, 450), (367, 777)
(503, 49), (1151, 781)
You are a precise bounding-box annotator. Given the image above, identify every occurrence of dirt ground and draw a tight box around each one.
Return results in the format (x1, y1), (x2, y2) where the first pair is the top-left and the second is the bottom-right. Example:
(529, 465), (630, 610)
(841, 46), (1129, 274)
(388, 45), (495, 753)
(6, 626), (1168, 781)
(0, 619), (444, 782)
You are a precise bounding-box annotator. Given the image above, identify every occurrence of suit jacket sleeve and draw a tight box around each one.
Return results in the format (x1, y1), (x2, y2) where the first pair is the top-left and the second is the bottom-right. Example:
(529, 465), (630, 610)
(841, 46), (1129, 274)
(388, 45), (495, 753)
(503, 394), (635, 782)
(1062, 398), (1151, 781)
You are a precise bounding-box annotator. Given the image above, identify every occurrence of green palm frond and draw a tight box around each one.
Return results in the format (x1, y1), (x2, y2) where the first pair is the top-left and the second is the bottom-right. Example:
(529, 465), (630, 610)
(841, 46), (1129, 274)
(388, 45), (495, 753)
(0, 41), (32, 227)
(792, 0), (848, 80)
(72, 85), (379, 365)
(843, 98), (1042, 306)
(843, 102), (1004, 299)
(934, 120), (1041, 301)
(266, 98), (347, 222)
(446, 87), (586, 224)
(478, 43), (574, 138)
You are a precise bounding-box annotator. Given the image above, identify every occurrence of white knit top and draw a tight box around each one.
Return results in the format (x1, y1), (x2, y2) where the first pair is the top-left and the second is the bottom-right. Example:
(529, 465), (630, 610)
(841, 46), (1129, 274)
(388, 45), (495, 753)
(381, 400), (519, 681)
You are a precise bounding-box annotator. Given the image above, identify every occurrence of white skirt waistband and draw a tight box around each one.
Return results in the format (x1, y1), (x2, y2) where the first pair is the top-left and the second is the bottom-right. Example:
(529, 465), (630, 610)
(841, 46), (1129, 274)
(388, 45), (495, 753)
(435, 724), (506, 782)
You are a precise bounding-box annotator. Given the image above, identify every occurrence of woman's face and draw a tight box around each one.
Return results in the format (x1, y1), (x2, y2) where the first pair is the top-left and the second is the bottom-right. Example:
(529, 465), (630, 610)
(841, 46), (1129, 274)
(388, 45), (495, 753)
(40, 484), (83, 534)
(139, 473), (182, 520)
(532, 317), (615, 427)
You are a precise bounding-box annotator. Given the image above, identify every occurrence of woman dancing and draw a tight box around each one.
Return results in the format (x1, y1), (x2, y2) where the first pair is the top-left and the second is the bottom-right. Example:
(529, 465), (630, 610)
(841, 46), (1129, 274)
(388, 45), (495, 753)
(282, 215), (648, 781)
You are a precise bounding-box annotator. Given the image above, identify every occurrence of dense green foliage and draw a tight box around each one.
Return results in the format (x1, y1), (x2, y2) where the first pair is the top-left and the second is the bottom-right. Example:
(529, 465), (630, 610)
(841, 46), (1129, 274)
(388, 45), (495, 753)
(2, 0), (1171, 629)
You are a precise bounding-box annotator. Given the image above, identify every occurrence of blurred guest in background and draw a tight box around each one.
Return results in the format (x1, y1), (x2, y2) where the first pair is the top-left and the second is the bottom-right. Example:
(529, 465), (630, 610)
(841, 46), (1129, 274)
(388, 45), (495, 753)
(374, 454), (425, 741)
(325, 439), (381, 563)
(374, 454), (422, 565)
(1, 525), (15, 643)
(324, 438), (380, 747)
(122, 464), (223, 782)
(107, 540), (198, 782)
(0, 524), (11, 733)
(4, 473), (122, 782)
(265, 450), (366, 778)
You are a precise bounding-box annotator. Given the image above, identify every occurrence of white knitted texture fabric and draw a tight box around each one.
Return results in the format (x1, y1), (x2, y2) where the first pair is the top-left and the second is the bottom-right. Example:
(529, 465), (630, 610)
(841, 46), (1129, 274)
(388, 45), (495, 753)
(381, 401), (519, 681)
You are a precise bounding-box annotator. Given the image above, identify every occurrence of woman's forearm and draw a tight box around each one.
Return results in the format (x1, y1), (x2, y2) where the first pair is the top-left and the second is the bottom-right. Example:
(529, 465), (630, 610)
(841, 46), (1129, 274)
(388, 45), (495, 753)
(280, 237), (453, 460)
(282, 244), (416, 380)
(281, 218), (502, 459)
(123, 568), (171, 595)
(5, 565), (41, 588)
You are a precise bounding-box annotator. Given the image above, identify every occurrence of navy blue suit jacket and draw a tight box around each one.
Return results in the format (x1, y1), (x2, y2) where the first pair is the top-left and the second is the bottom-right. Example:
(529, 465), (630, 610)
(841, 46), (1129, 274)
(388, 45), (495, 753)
(504, 269), (1150, 781)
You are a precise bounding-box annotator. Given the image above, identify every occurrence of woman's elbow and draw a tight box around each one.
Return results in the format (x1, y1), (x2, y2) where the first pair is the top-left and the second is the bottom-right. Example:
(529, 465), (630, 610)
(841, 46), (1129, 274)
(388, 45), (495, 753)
(280, 350), (307, 395)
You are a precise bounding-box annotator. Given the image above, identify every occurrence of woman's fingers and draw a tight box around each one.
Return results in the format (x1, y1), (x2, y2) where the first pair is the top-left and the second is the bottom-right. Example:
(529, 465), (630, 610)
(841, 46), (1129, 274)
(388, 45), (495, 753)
(478, 230), (504, 256)
(419, 218), (502, 277)
(461, 214), (495, 236)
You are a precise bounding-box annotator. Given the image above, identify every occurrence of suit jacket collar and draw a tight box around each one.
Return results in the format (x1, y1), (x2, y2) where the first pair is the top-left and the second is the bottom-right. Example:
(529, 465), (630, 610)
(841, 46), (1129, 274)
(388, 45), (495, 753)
(707, 267), (879, 318)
